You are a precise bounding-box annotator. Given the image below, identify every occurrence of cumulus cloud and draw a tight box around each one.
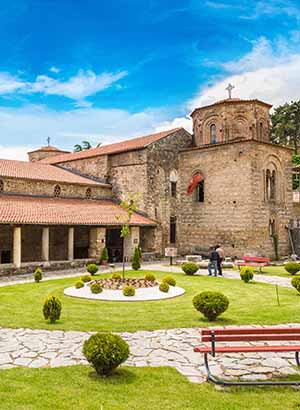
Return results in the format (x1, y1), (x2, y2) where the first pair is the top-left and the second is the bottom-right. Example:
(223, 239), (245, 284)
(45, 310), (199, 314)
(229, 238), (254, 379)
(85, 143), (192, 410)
(0, 69), (127, 103)
(155, 116), (193, 133)
(0, 145), (32, 161)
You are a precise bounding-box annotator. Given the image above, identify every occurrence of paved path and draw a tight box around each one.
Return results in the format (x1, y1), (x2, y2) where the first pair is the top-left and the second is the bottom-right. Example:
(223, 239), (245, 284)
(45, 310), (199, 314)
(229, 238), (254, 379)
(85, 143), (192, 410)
(1, 325), (299, 383)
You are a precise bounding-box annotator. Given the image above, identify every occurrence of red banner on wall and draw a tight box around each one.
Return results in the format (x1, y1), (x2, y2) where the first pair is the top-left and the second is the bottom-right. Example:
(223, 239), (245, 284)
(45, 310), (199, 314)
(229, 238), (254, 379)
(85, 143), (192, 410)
(187, 173), (203, 195)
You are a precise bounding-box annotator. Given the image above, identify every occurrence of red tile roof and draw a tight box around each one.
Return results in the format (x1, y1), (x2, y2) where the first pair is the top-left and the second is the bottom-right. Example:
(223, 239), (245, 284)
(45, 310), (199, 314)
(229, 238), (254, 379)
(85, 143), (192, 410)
(40, 128), (183, 164)
(28, 145), (70, 154)
(0, 195), (156, 226)
(0, 159), (109, 187)
(190, 98), (272, 116)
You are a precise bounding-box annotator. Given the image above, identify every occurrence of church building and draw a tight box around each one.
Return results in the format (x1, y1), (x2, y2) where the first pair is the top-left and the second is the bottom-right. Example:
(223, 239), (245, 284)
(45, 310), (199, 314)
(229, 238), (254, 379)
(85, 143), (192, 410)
(0, 92), (296, 273)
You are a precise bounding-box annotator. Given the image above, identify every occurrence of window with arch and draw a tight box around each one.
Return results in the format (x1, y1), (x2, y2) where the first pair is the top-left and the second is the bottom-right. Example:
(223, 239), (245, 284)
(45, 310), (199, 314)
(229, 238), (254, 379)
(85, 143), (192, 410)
(210, 124), (217, 144)
(0, 179), (3, 193)
(269, 219), (276, 237)
(86, 187), (92, 199)
(53, 184), (61, 198)
(195, 180), (205, 202)
(170, 169), (178, 198)
(266, 169), (276, 201)
(259, 122), (264, 140)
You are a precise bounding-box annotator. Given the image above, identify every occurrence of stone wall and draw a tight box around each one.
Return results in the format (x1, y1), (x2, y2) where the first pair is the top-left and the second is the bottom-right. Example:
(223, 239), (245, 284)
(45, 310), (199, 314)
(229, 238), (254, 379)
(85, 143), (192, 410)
(192, 100), (271, 146)
(59, 155), (109, 181)
(0, 177), (112, 200)
(178, 140), (292, 259)
(22, 225), (43, 262)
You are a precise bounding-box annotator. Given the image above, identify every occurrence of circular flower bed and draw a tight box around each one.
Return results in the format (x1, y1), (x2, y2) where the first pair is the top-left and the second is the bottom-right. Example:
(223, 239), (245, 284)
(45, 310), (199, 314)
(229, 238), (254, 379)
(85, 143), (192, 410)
(90, 278), (158, 290)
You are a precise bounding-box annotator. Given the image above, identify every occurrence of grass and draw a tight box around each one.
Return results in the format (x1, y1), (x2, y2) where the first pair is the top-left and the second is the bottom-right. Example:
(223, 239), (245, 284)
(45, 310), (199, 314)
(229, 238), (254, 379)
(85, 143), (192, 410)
(260, 265), (299, 278)
(1, 270), (300, 332)
(1, 366), (300, 410)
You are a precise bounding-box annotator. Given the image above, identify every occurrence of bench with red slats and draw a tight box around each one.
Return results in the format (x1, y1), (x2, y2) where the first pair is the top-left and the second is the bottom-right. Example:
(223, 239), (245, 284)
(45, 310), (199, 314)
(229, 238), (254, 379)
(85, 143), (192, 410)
(236, 255), (271, 273)
(194, 327), (300, 386)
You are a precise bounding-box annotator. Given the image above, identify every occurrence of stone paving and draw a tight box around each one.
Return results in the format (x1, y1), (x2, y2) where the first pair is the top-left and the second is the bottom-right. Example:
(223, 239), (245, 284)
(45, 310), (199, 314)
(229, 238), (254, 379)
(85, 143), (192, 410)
(0, 262), (298, 384)
(1, 325), (299, 383)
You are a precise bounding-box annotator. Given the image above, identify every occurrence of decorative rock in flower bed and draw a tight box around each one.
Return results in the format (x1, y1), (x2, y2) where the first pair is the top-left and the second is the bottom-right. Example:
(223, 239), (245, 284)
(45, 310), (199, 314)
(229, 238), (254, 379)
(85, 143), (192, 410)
(91, 278), (158, 290)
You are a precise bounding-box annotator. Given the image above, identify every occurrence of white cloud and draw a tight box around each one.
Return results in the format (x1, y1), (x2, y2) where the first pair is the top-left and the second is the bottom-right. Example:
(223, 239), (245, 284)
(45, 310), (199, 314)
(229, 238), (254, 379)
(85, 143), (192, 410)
(155, 116), (193, 133)
(49, 66), (60, 73)
(189, 37), (300, 109)
(0, 145), (32, 161)
(0, 69), (127, 103)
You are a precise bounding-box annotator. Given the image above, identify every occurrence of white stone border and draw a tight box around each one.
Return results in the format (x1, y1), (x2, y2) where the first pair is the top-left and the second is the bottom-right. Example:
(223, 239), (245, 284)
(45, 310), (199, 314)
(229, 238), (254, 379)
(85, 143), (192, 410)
(64, 282), (185, 302)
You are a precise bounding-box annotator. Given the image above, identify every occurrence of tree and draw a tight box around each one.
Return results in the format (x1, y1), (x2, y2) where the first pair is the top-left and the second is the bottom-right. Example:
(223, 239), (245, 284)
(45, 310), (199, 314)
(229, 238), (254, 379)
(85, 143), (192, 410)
(74, 140), (101, 152)
(271, 101), (300, 154)
(115, 193), (140, 281)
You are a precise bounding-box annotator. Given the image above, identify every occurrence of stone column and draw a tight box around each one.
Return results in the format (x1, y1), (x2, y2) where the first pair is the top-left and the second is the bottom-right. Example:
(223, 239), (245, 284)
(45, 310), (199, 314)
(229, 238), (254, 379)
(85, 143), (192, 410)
(68, 227), (74, 261)
(41, 227), (49, 262)
(13, 226), (22, 268)
(123, 226), (140, 261)
(89, 227), (106, 259)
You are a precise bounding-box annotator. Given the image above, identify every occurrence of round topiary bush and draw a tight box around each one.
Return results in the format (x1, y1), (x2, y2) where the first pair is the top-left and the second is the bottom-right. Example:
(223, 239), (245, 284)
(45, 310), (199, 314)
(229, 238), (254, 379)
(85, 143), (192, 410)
(123, 285), (135, 297)
(111, 272), (122, 280)
(240, 266), (254, 283)
(34, 268), (43, 283)
(83, 332), (130, 376)
(144, 273), (156, 282)
(193, 291), (229, 321)
(86, 264), (99, 276)
(291, 276), (300, 293)
(162, 275), (176, 286)
(90, 282), (103, 294)
(284, 262), (300, 275)
(75, 280), (85, 289)
(181, 262), (199, 276)
(80, 274), (92, 283)
(159, 282), (169, 293)
(43, 295), (62, 323)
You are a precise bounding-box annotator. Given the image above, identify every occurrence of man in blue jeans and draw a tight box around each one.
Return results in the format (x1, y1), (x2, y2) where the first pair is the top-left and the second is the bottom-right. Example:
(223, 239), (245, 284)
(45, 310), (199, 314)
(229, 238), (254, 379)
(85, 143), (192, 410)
(208, 247), (220, 277)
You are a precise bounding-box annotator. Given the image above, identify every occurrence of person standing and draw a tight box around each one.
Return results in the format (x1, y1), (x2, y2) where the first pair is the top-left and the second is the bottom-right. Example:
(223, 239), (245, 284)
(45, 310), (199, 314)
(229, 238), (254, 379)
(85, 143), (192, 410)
(208, 247), (220, 277)
(216, 244), (225, 276)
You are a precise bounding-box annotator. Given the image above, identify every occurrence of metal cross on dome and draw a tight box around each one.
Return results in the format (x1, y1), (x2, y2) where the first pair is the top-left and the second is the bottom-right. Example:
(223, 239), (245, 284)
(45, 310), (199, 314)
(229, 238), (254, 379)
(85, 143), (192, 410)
(226, 83), (235, 99)
(47, 136), (51, 146)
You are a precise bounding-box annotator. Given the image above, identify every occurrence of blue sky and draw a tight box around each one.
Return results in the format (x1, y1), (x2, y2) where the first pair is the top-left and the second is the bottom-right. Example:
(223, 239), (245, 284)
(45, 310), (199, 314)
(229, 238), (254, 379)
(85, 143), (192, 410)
(0, 0), (300, 159)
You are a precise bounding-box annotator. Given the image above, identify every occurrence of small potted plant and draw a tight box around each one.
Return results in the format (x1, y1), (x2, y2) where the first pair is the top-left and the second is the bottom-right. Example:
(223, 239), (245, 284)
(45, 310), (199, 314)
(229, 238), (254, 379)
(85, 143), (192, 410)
(101, 247), (109, 265)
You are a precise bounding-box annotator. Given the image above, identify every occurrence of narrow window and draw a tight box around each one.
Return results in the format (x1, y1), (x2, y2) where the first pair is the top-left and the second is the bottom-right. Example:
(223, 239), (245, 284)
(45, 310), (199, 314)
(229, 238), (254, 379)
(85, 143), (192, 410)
(86, 187), (92, 199)
(259, 122), (263, 140)
(171, 181), (177, 198)
(0, 180), (3, 193)
(170, 216), (176, 244)
(269, 219), (275, 237)
(210, 124), (217, 144)
(194, 180), (205, 202)
(266, 169), (271, 200)
(270, 170), (276, 200)
(53, 184), (61, 198)
(293, 173), (300, 190)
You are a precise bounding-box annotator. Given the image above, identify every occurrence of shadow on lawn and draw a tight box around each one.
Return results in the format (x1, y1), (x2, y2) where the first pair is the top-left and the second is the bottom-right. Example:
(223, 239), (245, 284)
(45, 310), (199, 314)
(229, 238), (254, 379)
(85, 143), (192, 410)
(88, 368), (137, 385)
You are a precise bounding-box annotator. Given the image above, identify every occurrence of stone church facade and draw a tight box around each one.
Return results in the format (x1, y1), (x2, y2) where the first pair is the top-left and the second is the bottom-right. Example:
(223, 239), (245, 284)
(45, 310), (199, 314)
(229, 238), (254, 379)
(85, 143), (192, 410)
(0, 96), (296, 273)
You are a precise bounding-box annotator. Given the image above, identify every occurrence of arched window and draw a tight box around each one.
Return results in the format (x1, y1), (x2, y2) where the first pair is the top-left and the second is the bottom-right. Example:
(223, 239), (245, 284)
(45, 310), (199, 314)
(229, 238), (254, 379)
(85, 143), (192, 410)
(86, 188), (92, 199)
(170, 170), (178, 198)
(195, 180), (205, 202)
(210, 124), (217, 144)
(266, 169), (276, 201)
(259, 122), (264, 140)
(53, 184), (61, 198)
(269, 219), (276, 237)
(271, 170), (276, 200)
(0, 180), (3, 193)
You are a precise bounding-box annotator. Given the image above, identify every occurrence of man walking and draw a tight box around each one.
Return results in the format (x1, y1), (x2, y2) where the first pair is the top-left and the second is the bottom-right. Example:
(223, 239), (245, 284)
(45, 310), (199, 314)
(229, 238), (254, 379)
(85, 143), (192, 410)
(216, 244), (225, 276)
(208, 247), (220, 277)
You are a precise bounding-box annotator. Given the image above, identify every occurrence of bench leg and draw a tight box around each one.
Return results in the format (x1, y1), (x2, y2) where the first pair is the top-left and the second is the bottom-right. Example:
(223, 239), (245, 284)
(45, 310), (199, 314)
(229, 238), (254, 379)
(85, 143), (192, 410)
(204, 352), (300, 387)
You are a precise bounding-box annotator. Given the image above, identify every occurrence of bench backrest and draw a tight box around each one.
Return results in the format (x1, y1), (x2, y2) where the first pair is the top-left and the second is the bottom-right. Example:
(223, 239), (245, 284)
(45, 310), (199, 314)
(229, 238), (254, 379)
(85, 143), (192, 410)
(201, 327), (300, 343)
(243, 256), (271, 263)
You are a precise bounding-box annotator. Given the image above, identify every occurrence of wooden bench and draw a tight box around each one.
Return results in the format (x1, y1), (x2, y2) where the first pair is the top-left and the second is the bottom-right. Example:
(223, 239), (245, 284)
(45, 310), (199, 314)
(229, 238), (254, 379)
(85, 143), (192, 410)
(194, 327), (300, 386)
(236, 256), (271, 273)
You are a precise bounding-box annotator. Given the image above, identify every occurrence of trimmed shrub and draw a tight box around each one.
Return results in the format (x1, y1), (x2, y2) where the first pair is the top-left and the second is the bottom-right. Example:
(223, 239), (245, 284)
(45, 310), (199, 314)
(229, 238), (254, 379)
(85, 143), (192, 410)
(111, 272), (122, 280)
(90, 282), (103, 294)
(43, 295), (62, 324)
(86, 264), (98, 276)
(291, 276), (300, 293)
(75, 280), (85, 289)
(101, 247), (109, 262)
(240, 266), (254, 283)
(80, 274), (92, 283)
(83, 332), (130, 376)
(181, 262), (199, 276)
(144, 273), (156, 282)
(193, 291), (229, 321)
(159, 282), (169, 293)
(123, 285), (135, 297)
(162, 275), (176, 286)
(34, 268), (43, 283)
(131, 246), (141, 270)
(284, 262), (300, 275)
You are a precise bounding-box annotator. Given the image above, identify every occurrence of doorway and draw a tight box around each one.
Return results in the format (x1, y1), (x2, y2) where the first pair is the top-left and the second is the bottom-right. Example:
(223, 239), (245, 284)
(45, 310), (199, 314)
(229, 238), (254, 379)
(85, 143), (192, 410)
(106, 228), (123, 262)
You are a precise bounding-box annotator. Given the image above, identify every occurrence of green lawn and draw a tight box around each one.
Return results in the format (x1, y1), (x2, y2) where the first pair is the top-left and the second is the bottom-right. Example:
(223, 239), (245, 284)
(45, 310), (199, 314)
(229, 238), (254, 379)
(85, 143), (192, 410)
(1, 270), (300, 332)
(260, 265), (298, 278)
(1, 366), (300, 410)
